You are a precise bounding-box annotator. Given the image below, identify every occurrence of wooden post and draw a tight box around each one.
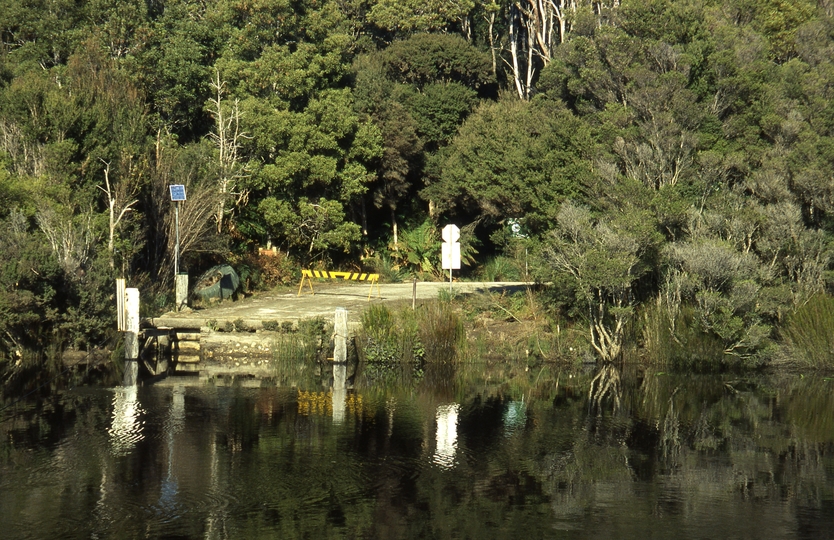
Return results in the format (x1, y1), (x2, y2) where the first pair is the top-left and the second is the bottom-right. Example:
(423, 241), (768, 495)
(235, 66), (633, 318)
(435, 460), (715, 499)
(412, 277), (417, 310)
(334, 307), (348, 364)
(124, 287), (140, 386)
(116, 278), (126, 331)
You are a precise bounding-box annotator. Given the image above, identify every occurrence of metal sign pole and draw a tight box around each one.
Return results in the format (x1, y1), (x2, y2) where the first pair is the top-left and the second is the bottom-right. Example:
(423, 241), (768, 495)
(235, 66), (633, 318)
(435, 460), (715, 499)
(175, 200), (180, 276)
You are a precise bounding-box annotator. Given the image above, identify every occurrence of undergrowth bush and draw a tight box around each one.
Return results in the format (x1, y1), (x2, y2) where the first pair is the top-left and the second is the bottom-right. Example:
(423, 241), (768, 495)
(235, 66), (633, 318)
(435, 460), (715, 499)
(639, 300), (764, 371)
(478, 256), (522, 282)
(271, 316), (331, 382)
(358, 304), (422, 364)
(238, 251), (297, 292)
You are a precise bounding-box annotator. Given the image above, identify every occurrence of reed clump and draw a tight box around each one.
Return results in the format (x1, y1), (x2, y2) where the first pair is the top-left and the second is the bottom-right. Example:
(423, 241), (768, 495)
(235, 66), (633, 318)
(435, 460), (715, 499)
(270, 316), (331, 385)
(780, 293), (834, 369)
(357, 300), (464, 365)
(357, 304), (417, 364)
(416, 301), (464, 363)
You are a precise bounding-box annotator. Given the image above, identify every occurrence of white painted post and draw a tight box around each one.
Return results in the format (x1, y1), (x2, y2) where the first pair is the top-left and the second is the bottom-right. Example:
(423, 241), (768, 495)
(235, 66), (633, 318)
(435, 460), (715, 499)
(334, 307), (348, 364)
(124, 287), (140, 386)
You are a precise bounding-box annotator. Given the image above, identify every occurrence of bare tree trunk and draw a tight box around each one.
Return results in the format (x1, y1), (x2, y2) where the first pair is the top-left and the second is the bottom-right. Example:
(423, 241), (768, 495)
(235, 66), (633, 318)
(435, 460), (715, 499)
(208, 71), (250, 235)
(508, 5), (527, 100)
(391, 207), (398, 249)
(486, 10), (498, 79)
(97, 160), (137, 270)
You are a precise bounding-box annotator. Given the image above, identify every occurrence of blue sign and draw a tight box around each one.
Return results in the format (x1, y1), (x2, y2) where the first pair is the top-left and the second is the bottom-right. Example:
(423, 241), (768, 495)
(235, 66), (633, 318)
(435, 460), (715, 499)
(169, 185), (187, 201)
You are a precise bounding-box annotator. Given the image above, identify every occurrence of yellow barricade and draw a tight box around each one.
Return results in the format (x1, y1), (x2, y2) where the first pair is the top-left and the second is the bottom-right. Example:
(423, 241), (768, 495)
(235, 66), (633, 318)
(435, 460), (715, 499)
(298, 269), (380, 300)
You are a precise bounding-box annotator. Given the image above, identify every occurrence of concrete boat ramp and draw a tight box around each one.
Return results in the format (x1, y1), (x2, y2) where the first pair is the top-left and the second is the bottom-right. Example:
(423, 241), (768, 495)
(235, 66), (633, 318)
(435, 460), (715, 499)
(140, 281), (527, 377)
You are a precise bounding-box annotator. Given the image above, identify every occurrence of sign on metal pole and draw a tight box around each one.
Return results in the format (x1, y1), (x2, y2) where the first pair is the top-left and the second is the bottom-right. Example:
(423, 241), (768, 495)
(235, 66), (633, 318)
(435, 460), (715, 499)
(169, 184), (187, 201)
(441, 224), (461, 270)
(441, 224), (461, 292)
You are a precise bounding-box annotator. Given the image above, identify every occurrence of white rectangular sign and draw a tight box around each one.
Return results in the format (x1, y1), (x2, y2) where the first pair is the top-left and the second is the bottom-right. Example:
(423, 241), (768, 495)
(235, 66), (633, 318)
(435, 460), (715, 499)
(442, 242), (461, 270)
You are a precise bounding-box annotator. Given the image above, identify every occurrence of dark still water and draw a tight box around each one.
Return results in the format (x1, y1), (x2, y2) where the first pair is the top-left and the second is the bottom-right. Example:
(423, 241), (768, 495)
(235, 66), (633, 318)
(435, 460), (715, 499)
(2, 363), (833, 540)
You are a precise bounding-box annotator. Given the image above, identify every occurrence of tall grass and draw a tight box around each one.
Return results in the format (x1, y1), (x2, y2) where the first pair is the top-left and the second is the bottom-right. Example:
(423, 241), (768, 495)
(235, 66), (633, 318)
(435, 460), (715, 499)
(356, 301), (465, 365)
(417, 301), (464, 363)
(357, 304), (419, 364)
(780, 293), (834, 369)
(270, 316), (331, 387)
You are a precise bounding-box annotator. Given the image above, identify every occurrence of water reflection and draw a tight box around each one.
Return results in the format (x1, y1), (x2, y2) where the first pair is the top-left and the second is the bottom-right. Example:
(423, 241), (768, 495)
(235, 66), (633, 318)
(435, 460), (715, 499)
(503, 398), (526, 436)
(157, 386), (185, 520)
(332, 362), (347, 424)
(2, 368), (834, 539)
(433, 403), (460, 469)
(108, 385), (144, 455)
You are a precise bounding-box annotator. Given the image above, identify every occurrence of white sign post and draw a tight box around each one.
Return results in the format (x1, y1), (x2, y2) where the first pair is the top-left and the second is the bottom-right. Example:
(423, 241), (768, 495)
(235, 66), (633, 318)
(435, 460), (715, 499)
(441, 224), (461, 293)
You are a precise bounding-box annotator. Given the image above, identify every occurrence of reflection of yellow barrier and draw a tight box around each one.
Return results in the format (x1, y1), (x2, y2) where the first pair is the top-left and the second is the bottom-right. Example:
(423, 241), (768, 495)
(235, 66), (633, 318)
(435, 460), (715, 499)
(297, 269), (381, 300)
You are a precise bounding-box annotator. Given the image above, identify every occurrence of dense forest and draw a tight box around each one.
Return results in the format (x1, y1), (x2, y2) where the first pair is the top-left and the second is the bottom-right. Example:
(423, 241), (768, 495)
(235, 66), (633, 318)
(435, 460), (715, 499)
(1, 0), (834, 378)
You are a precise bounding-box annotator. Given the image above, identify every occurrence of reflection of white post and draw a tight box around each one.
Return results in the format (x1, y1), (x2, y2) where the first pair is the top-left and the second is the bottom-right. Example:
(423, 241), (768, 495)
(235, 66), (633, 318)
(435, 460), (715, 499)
(332, 363), (346, 424)
(433, 403), (460, 469)
(332, 308), (348, 424)
(160, 386), (185, 510)
(123, 287), (140, 386)
(108, 385), (144, 455)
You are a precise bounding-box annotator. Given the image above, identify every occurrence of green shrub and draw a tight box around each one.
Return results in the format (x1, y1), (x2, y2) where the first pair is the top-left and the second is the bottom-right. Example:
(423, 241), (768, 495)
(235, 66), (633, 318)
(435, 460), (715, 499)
(366, 253), (405, 283)
(479, 256), (522, 282)
(298, 317), (328, 338)
(233, 318), (249, 332)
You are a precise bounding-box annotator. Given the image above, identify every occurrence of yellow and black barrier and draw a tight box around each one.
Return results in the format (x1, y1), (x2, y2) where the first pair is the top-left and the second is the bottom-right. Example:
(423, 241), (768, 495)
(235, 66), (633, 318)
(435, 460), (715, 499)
(298, 269), (380, 300)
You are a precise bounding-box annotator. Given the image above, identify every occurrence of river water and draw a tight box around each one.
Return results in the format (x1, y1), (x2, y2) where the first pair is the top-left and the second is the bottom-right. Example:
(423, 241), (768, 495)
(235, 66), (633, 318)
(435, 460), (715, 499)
(1, 362), (833, 539)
